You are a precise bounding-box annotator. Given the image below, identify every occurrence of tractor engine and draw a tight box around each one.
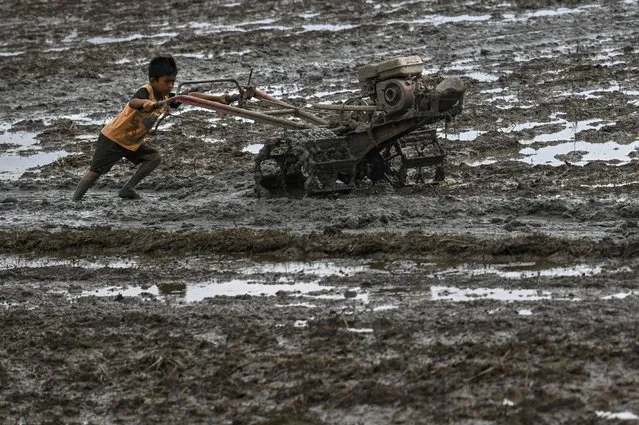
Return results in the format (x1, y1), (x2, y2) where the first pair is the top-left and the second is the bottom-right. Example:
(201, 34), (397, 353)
(357, 56), (464, 117)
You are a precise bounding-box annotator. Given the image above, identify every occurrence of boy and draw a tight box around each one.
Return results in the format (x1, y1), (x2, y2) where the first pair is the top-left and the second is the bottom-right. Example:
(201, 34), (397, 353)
(73, 55), (180, 201)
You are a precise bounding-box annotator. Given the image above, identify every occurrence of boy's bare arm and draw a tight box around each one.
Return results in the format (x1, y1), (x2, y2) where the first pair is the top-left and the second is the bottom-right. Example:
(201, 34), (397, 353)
(129, 99), (158, 112)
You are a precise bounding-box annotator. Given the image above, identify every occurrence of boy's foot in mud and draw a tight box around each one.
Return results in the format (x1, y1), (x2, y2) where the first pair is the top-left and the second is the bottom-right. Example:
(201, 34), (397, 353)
(118, 187), (141, 199)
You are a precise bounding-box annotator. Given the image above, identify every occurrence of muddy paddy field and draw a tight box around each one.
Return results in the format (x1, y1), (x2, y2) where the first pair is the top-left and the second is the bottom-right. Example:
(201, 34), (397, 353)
(2, 0), (639, 424)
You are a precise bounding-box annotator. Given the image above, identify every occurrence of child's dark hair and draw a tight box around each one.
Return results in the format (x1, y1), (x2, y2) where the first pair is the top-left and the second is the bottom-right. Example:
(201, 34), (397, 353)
(148, 56), (178, 80)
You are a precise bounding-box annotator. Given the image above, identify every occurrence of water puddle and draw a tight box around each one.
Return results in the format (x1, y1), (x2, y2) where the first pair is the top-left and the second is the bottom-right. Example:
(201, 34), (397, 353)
(509, 117), (636, 166)
(63, 259), (378, 302)
(200, 137), (223, 145)
(2, 301), (35, 310)
(520, 140), (639, 166)
(595, 411), (639, 420)
(502, 5), (596, 22)
(432, 262), (614, 279)
(601, 292), (636, 300)
(232, 116), (255, 124)
(312, 288), (369, 303)
(257, 25), (290, 31)
(6, 255), (636, 308)
(487, 94), (518, 104)
(0, 152), (73, 179)
(76, 134), (96, 142)
(186, 18), (279, 34)
(481, 88), (506, 94)
(62, 30), (78, 43)
(242, 144), (263, 154)
(347, 328), (374, 333)
(594, 48), (624, 62)
(499, 119), (565, 134)
(513, 45), (573, 63)
(441, 62), (500, 82)
(184, 18), (359, 36)
(464, 71), (500, 82)
(427, 261), (636, 304)
(70, 259), (631, 305)
(175, 53), (214, 60)
(276, 302), (317, 308)
(188, 280), (329, 301)
(79, 279), (334, 302)
(43, 47), (71, 53)
(238, 261), (372, 277)
(519, 119), (613, 144)
(580, 181), (639, 188)
(218, 49), (252, 57)
(468, 116), (634, 166)
(431, 285), (552, 302)
(300, 24), (357, 32)
(389, 14), (492, 26)
(87, 32), (177, 45)
(372, 304), (398, 311)
(443, 130), (486, 142)
(556, 85), (622, 100)
(601, 60), (627, 67)
(43, 112), (107, 126)
(0, 130), (39, 149)
(0, 131), (73, 180)
(0, 255), (138, 270)
(256, 83), (304, 98)
(187, 23), (245, 35)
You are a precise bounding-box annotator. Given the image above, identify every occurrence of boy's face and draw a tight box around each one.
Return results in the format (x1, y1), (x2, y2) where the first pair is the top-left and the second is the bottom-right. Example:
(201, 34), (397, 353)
(150, 75), (176, 96)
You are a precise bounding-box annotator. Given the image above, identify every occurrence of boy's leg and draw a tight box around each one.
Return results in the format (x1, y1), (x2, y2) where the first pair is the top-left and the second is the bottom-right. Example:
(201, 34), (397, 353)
(119, 147), (162, 199)
(72, 170), (100, 201)
(72, 134), (124, 201)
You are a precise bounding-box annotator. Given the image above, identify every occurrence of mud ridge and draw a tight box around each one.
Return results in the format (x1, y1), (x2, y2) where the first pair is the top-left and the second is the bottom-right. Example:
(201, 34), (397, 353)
(1, 227), (637, 261)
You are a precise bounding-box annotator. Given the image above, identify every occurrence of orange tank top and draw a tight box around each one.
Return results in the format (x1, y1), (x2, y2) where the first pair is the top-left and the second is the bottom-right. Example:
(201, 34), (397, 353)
(101, 84), (168, 151)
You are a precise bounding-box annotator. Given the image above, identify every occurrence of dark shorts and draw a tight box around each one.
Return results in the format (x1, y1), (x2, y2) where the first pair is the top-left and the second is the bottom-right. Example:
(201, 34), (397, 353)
(89, 133), (158, 175)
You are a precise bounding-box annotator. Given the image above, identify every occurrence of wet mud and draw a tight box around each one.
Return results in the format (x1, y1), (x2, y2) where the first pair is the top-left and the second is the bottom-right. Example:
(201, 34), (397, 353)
(2, 0), (639, 424)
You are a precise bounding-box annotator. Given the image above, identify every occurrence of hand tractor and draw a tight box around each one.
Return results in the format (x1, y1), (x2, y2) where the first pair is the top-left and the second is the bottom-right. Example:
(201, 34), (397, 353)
(165, 56), (465, 197)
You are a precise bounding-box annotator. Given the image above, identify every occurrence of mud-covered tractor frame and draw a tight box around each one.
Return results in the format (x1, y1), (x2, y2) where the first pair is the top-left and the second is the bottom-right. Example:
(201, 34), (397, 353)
(164, 56), (465, 197)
